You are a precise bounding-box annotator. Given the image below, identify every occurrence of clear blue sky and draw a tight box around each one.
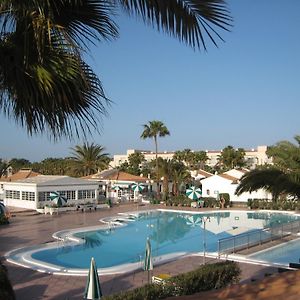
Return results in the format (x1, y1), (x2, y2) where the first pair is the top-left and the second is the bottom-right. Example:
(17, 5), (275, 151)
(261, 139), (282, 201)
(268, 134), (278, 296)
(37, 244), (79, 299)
(1, 0), (300, 162)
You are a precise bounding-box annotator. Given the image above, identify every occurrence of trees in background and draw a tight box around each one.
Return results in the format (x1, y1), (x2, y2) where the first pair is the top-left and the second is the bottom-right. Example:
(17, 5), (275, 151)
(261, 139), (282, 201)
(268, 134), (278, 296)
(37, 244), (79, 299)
(157, 158), (191, 199)
(141, 120), (170, 196)
(9, 159), (31, 173)
(174, 149), (208, 170)
(218, 146), (246, 171)
(0, 159), (10, 177)
(236, 136), (300, 201)
(31, 158), (72, 175)
(70, 143), (110, 176)
(118, 152), (146, 176)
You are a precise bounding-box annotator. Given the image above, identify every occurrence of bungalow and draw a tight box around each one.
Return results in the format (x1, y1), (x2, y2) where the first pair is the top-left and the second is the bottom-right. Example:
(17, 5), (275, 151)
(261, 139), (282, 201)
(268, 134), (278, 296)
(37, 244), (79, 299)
(0, 169), (40, 201)
(1, 175), (99, 210)
(201, 169), (271, 203)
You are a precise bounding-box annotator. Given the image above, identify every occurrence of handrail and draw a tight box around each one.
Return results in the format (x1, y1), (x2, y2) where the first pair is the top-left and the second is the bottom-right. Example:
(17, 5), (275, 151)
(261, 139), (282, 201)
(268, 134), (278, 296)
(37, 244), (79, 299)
(218, 219), (300, 256)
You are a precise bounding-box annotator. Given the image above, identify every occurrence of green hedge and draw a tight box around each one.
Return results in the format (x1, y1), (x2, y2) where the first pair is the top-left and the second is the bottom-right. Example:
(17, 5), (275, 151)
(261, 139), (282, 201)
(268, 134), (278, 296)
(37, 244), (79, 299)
(0, 261), (15, 300)
(202, 197), (218, 208)
(247, 199), (300, 210)
(103, 261), (240, 300)
(165, 195), (192, 207)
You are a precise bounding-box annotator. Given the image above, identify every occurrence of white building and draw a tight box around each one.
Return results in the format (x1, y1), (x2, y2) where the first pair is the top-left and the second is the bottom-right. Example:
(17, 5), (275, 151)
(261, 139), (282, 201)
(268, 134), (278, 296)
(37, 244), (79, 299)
(201, 169), (271, 203)
(111, 146), (271, 169)
(111, 149), (175, 168)
(1, 175), (99, 210)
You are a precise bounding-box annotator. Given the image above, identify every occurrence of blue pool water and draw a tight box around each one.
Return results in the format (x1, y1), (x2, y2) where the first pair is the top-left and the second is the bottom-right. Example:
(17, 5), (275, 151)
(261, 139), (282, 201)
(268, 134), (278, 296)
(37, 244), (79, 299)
(31, 210), (300, 269)
(249, 238), (300, 265)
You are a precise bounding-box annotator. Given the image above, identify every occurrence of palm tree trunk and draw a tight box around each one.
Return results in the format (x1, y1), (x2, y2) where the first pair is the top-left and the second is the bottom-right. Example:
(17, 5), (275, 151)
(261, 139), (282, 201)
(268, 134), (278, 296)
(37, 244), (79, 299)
(154, 136), (160, 199)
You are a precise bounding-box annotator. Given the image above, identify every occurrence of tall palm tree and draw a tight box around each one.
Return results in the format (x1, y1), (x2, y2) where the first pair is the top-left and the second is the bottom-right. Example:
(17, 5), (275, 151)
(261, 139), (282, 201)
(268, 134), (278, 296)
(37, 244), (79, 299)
(70, 143), (109, 176)
(141, 120), (170, 196)
(236, 136), (300, 201)
(0, 1), (232, 139)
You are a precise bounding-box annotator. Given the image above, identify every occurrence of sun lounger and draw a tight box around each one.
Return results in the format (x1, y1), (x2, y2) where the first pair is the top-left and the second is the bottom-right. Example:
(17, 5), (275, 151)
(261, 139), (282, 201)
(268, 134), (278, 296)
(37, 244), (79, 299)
(152, 273), (171, 284)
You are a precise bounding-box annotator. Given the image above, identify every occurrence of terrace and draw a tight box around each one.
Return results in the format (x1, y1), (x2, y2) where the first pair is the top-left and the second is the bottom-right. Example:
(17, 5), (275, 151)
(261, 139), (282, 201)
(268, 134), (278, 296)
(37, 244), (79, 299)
(1, 204), (300, 299)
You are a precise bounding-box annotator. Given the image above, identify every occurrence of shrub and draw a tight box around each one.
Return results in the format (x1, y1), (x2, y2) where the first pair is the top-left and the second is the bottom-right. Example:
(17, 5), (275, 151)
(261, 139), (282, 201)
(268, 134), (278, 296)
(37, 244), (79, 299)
(0, 261), (15, 300)
(247, 199), (252, 208)
(103, 261), (240, 300)
(247, 198), (298, 211)
(150, 199), (161, 205)
(202, 197), (217, 208)
(165, 196), (191, 207)
(170, 261), (240, 296)
(0, 215), (9, 225)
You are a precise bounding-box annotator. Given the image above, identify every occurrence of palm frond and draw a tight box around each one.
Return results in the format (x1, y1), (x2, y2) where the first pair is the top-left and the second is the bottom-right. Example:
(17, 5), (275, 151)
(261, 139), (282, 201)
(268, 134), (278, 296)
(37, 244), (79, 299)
(119, 0), (232, 50)
(49, 0), (119, 47)
(235, 168), (300, 199)
(0, 29), (110, 139)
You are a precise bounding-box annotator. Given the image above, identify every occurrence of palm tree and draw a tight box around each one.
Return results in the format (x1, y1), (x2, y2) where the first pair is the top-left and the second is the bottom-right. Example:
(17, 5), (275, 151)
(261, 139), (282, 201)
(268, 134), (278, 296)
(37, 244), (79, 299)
(141, 120), (170, 197)
(70, 143), (109, 176)
(218, 146), (246, 171)
(174, 149), (208, 170)
(0, 1), (232, 139)
(171, 161), (191, 196)
(157, 158), (173, 200)
(236, 136), (300, 201)
(0, 1), (113, 139)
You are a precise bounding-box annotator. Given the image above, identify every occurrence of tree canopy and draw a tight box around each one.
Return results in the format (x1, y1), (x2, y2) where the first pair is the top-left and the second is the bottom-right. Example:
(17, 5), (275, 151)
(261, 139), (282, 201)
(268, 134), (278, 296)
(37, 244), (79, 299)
(70, 143), (110, 176)
(218, 146), (246, 171)
(236, 136), (300, 200)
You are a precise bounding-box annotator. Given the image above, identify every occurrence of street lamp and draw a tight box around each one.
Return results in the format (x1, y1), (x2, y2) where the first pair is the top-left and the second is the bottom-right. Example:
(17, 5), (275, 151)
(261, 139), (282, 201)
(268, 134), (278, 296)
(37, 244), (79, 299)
(201, 216), (211, 264)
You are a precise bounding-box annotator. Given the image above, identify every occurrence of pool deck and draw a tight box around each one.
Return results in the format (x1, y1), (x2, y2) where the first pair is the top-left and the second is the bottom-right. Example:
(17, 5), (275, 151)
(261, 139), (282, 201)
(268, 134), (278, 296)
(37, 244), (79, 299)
(1, 204), (299, 299)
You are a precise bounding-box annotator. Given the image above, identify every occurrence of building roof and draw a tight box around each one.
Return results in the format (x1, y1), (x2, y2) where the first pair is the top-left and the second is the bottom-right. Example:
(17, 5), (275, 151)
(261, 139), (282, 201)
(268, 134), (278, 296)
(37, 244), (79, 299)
(218, 173), (239, 183)
(0, 169), (40, 182)
(4, 175), (98, 186)
(197, 169), (213, 177)
(84, 169), (148, 182)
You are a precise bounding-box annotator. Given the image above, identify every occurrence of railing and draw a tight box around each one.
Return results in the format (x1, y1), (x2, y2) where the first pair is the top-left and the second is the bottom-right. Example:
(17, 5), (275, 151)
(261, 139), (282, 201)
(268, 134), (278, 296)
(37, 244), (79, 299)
(218, 220), (300, 256)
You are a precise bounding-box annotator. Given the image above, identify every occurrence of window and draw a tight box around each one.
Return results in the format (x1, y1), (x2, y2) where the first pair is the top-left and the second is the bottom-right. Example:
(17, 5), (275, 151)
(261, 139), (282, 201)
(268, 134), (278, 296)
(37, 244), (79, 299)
(6, 190), (20, 199)
(22, 191), (35, 201)
(57, 190), (76, 200)
(38, 192), (51, 202)
(78, 190), (95, 200)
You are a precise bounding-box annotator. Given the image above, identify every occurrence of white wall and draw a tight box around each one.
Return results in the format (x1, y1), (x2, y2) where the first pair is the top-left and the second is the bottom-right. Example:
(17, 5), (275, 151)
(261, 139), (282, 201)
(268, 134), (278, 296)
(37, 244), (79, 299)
(201, 175), (233, 198)
(201, 175), (271, 203)
(3, 181), (99, 210)
(3, 199), (36, 209)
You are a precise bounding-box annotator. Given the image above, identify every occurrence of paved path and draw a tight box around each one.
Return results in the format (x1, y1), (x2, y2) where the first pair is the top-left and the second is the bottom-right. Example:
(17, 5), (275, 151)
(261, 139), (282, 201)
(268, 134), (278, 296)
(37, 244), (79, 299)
(0, 205), (282, 299)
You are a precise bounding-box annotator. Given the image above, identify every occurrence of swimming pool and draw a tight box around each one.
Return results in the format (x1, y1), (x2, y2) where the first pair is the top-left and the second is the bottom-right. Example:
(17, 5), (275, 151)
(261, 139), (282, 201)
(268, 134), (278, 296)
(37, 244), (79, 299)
(249, 238), (300, 266)
(6, 209), (300, 275)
